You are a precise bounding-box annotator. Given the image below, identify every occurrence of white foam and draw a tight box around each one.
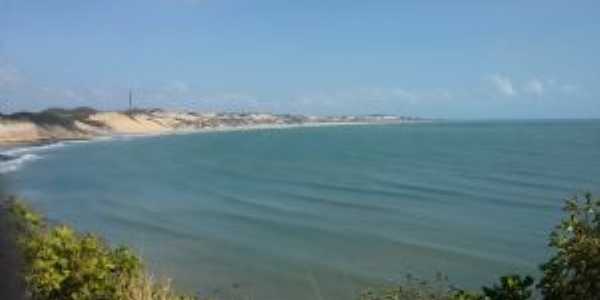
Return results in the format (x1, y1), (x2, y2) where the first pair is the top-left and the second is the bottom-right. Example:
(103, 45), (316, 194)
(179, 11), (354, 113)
(0, 142), (69, 174)
(0, 153), (42, 173)
(1, 142), (65, 156)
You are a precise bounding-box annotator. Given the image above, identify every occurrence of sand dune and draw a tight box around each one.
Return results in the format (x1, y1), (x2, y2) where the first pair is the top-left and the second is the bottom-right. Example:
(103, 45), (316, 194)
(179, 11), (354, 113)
(0, 120), (95, 145)
(0, 111), (191, 145)
(0, 110), (408, 146)
(0, 121), (42, 144)
(89, 112), (170, 134)
(0, 111), (230, 144)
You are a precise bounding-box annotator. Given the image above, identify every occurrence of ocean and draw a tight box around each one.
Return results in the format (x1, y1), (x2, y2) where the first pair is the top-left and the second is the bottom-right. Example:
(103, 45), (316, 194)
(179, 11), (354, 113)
(3, 120), (600, 300)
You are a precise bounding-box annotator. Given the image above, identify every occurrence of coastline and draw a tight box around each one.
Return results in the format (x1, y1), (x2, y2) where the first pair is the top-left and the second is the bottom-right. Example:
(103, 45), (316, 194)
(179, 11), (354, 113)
(0, 116), (418, 173)
(0, 121), (376, 150)
(0, 109), (421, 149)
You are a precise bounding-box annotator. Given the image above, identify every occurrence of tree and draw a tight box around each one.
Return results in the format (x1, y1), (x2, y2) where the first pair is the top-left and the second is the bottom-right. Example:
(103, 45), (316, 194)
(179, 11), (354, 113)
(537, 192), (600, 300)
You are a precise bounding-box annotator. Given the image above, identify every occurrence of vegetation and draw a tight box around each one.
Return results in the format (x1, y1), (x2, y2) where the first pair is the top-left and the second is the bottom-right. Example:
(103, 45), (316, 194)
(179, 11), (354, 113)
(480, 274), (534, 300)
(537, 192), (600, 299)
(4, 107), (105, 130)
(5, 198), (195, 300)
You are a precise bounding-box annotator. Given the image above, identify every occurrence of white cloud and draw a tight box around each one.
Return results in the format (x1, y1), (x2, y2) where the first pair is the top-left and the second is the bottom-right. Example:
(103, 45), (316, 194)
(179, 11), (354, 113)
(486, 75), (585, 99)
(488, 74), (516, 96)
(524, 79), (544, 96)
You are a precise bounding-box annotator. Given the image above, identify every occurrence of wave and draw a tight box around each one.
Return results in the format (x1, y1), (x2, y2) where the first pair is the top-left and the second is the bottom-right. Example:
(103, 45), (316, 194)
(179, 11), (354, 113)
(0, 142), (71, 174)
(0, 153), (42, 173)
(1, 142), (65, 156)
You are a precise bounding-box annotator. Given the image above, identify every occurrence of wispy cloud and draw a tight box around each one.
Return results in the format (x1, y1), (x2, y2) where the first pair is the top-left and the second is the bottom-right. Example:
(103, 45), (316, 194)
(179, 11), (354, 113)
(524, 79), (544, 96)
(486, 75), (584, 99)
(488, 74), (516, 96)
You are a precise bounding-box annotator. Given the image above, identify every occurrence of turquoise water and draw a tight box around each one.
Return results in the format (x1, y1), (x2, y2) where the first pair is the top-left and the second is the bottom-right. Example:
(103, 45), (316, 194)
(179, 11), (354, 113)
(5, 121), (600, 299)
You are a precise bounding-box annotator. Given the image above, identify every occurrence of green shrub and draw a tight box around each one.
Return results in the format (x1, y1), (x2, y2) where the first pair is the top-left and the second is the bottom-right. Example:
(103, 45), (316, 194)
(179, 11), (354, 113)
(7, 199), (194, 300)
(481, 274), (534, 300)
(22, 223), (142, 300)
(537, 192), (600, 299)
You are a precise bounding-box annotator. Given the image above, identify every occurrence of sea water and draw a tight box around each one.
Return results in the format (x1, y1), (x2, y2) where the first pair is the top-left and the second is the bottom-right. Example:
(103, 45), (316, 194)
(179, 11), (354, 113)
(4, 120), (600, 299)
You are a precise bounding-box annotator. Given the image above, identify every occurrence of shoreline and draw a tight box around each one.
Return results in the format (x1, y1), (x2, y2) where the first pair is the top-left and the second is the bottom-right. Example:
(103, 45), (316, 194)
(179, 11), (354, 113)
(0, 109), (423, 150)
(0, 119), (413, 151)
(0, 120), (416, 173)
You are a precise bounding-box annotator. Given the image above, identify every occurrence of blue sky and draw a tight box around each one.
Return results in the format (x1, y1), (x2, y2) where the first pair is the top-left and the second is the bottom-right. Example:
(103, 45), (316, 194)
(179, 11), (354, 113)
(0, 0), (599, 118)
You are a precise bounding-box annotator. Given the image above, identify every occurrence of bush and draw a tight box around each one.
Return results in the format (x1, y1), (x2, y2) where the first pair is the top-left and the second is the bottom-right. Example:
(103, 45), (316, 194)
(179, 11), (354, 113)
(23, 225), (142, 300)
(537, 192), (600, 299)
(481, 274), (534, 300)
(7, 199), (195, 300)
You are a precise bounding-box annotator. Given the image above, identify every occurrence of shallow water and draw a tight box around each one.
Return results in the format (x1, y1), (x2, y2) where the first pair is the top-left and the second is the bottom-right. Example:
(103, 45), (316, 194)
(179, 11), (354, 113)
(5, 120), (600, 299)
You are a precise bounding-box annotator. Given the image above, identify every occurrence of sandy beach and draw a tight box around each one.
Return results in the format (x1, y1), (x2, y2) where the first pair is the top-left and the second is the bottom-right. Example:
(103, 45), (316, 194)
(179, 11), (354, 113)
(0, 109), (410, 148)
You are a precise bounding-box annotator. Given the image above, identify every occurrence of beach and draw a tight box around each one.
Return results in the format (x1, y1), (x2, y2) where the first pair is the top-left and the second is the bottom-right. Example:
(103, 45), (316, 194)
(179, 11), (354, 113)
(0, 109), (411, 148)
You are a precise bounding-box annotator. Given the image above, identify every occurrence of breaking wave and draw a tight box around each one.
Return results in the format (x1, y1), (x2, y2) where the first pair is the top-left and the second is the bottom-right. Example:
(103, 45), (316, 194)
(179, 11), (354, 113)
(0, 142), (68, 173)
(0, 153), (42, 173)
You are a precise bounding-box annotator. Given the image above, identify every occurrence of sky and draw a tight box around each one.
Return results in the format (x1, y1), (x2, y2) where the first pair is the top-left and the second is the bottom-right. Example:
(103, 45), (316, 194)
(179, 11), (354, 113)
(0, 0), (599, 119)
